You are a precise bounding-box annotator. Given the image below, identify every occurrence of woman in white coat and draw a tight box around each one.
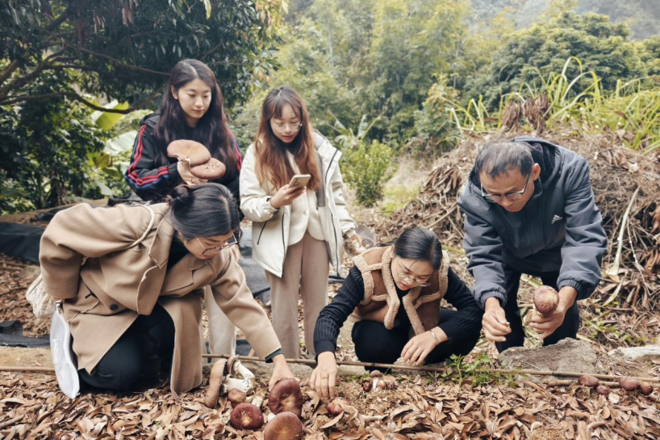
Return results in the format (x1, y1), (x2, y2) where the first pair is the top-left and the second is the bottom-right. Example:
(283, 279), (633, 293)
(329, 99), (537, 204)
(240, 86), (361, 359)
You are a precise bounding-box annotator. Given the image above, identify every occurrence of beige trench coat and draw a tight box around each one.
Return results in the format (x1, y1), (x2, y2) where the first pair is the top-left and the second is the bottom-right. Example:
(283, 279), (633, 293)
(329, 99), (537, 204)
(39, 203), (281, 394)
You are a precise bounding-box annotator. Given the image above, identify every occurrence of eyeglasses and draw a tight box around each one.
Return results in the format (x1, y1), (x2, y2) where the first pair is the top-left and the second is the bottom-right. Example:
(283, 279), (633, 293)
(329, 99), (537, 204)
(196, 235), (238, 257)
(272, 121), (303, 132)
(481, 175), (531, 204)
(397, 260), (431, 287)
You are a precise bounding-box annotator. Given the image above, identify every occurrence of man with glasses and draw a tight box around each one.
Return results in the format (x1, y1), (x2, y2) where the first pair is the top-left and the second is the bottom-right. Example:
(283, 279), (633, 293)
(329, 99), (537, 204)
(458, 137), (607, 351)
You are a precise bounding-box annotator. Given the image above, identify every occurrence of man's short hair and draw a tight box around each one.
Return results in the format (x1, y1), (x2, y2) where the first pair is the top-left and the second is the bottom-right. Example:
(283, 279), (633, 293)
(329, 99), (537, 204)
(474, 141), (533, 179)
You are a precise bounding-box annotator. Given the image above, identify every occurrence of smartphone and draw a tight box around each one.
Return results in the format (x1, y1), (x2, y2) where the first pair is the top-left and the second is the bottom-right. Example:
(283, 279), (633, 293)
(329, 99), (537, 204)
(289, 174), (311, 188)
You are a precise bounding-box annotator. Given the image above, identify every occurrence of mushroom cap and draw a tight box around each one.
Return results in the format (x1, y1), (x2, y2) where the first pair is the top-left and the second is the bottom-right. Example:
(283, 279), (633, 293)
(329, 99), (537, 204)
(227, 389), (247, 407)
(203, 359), (227, 408)
(533, 286), (559, 317)
(190, 158), (226, 180)
(618, 377), (641, 392)
(326, 397), (349, 416)
(167, 140), (211, 166)
(268, 378), (304, 416)
(639, 383), (653, 395)
(577, 375), (600, 388)
(595, 385), (610, 396)
(230, 403), (264, 430)
(263, 412), (303, 440)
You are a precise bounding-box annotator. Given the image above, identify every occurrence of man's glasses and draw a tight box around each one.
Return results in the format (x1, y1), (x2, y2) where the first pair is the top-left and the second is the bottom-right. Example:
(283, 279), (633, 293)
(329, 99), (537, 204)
(481, 174), (531, 204)
(196, 235), (238, 257)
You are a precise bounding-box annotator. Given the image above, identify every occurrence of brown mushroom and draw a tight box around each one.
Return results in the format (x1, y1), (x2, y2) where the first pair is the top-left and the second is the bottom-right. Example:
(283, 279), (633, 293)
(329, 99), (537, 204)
(326, 397), (349, 416)
(268, 378), (304, 416)
(639, 383), (654, 395)
(190, 158), (226, 180)
(618, 377), (640, 392)
(362, 379), (373, 392)
(227, 389), (247, 407)
(230, 403), (264, 430)
(263, 412), (303, 440)
(167, 140), (211, 166)
(377, 375), (397, 390)
(370, 370), (382, 378)
(204, 359), (227, 408)
(595, 385), (610, 396)
(577, 375), (600, 388)
(533, 286), (559, 317)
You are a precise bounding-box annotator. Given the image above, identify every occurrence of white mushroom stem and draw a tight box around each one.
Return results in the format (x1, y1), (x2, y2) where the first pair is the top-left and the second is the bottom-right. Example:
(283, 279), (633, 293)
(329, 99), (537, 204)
(267, 413), (276, 422)
(372, 378), (379, 390)
(250, 395), (264, 409)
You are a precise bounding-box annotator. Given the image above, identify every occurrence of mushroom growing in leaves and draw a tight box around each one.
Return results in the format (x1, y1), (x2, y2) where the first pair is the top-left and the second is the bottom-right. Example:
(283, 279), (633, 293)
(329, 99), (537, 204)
(167, 140), (211, 166)
(268, 378), (304, 416)
(227, 389), (247, 407)
(326, 397), (350, 416)
(203, 359), (227, 408)
(619, 377), (641, 392)
(230, 403), (264, 430)
(639, 383), (654, 395)
(264, 412), (303, 440)
(577, 375), (600, 388)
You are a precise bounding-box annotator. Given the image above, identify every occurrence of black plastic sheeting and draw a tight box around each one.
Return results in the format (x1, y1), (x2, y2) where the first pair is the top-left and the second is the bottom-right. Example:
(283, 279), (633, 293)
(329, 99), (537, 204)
(0, 222), (44, 265)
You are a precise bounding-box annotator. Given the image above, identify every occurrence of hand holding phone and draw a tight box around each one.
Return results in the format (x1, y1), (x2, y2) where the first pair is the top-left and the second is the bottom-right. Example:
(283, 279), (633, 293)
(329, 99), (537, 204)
(270, 175), (310, 209)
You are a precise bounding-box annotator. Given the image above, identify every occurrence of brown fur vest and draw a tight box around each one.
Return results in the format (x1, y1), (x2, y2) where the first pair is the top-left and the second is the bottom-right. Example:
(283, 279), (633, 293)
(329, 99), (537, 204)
(351, 246), (449, 335)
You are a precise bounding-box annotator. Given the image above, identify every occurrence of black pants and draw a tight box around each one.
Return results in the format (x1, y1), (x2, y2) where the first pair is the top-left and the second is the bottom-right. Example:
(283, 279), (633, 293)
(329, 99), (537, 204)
(495, 268), (580, 352)
(78, 304), (175, 391)
(351, 309), (480, 369)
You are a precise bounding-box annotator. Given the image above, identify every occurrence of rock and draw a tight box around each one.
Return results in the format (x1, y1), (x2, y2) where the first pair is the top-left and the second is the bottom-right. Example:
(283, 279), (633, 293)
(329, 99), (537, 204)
(498, 339), (598, 383)
(608, 345), (660, 363)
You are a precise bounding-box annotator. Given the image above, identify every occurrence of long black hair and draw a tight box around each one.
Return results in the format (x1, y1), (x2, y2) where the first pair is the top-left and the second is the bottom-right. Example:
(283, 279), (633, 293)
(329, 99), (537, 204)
(168, 183), (239, 240)
(154, 59), (238, 181)
(393, 226), (443, 271)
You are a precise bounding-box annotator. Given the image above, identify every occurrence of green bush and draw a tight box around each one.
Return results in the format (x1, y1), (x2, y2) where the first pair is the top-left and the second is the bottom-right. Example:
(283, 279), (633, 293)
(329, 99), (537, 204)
(342, 139), (393, 208)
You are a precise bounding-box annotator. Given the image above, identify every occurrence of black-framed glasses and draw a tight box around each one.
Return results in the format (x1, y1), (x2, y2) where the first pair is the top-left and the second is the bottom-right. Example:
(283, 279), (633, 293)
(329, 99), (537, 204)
(272, 121), (303, 132)
(481, 175), (531, 204)
(196, 235), (238, 257)
(397, 260), (431, 287)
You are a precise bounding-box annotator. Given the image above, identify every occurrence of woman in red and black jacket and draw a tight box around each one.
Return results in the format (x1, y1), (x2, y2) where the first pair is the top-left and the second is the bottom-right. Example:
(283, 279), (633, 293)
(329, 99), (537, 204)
(125, 59), (243, 207)
(124, 59), (244, 358)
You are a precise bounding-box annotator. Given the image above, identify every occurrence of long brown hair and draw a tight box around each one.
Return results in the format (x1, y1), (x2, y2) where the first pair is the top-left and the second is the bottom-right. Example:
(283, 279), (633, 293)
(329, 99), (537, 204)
(254, 86), (321, 190)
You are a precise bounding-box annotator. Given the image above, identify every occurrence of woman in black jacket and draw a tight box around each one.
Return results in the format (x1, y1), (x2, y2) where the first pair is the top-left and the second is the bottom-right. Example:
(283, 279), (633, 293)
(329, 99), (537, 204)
(125, 59), (242, 204)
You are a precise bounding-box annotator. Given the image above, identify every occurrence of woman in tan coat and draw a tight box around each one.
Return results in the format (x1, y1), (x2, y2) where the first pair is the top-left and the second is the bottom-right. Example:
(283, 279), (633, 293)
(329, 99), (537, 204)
(39, 183), (293, 394)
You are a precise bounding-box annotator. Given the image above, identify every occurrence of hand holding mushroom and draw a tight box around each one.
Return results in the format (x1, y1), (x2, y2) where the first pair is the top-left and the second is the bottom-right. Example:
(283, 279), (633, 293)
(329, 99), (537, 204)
(268, 354), (295, 392)
(527, 285), (577, 339)
(167, 140), (227, 186)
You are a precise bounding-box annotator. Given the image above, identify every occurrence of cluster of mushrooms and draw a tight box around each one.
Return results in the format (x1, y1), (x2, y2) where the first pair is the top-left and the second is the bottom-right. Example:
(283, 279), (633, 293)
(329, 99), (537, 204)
(204, 357), (307, 440)
(577, 374), (654, 396)
(167, 140), (226, 181)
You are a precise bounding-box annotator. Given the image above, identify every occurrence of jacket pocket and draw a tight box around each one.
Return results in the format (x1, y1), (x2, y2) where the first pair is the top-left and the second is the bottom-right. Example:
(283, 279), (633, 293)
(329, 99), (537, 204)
(256, 220), (269, 245)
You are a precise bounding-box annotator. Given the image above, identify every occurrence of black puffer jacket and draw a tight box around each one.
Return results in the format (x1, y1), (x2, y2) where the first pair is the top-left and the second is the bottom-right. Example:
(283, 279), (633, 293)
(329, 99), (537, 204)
(124, 113), (243, 204)
(457, 137), (607, 308)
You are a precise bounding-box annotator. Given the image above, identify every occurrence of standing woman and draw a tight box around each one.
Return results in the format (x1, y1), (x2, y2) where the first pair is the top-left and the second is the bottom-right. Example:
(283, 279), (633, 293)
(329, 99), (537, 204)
(240, 86), (361, 359)
(40, 183), (293, 394)
(124, 59), (241, 356)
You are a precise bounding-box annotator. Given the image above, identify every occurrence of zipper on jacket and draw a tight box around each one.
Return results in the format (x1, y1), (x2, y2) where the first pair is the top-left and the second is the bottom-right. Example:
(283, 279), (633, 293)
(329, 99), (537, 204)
(281, 216), (286, 273)
(257, 220), (268, 245)
(330, 212), (340, 270)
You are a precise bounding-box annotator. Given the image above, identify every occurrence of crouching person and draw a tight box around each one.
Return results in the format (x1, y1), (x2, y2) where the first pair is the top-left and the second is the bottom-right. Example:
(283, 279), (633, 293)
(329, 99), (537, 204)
(39, 183), (293, 394)
(311, 227), (482, 399)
